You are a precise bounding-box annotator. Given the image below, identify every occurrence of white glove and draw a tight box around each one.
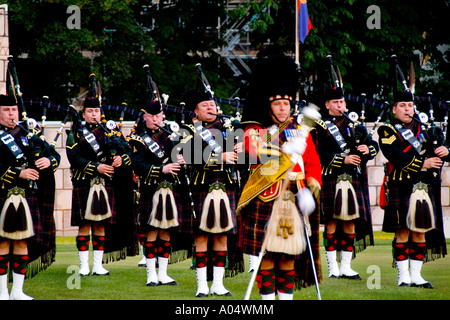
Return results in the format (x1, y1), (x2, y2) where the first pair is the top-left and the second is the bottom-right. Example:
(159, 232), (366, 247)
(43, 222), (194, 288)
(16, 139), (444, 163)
(296, 187), (316, 216)
(282, 136), (307, 156)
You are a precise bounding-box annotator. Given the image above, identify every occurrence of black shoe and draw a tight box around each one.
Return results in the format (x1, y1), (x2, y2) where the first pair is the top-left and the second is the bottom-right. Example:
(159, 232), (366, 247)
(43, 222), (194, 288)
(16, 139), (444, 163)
(213, 291), (232, 297)
(398, 282), (411, 287)
(159, 280), (178, 286)
(146, 282), (159, 287)
(196, 293), (208, 298)
(412, 282), (433, 289)
(340, 274), (362, 280)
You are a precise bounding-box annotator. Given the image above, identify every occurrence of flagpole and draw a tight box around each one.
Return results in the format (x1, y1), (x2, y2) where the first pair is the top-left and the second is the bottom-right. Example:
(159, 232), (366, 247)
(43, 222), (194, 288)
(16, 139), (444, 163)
(295, 0), (299, 66)
(295, 0), (300, 109)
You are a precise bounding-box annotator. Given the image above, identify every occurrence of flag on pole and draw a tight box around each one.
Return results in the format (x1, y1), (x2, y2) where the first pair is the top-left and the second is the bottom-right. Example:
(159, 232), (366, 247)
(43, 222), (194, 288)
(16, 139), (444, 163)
(298, 0), (313, 44)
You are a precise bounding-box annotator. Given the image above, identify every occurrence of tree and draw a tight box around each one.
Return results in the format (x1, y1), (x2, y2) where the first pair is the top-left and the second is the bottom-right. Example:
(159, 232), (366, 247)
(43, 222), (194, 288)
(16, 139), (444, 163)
(5, 0), (449, 122)
(232, 0), (449, 120)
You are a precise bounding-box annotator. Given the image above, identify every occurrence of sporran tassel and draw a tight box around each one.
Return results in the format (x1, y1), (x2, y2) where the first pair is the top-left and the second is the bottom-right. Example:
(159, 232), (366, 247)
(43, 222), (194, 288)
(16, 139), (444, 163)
(91, 191), (100, 214)
(417, 194), (432, 229)
(334, 187), (342, 216)
(98, 191), (108, 215)
(206, 197), (216, 230)
(155, 192), (164, 221)
(347, 187), (357, 216)
(165, 194), (174, 221)
(266, 191), (306, 256)
(219, 194), (229, 229)
(16, 199), (28, 231)
(3, 198), (17, 233)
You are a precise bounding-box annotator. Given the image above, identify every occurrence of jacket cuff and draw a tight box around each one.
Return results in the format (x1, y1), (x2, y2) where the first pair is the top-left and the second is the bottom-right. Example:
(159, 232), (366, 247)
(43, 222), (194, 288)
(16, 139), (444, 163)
(1, 167), (20, 186)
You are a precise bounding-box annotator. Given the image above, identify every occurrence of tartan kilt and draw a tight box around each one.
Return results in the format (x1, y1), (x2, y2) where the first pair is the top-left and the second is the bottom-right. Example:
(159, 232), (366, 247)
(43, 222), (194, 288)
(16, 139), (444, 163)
(382, 181), (437, 232)
(238, 180), (323, 288)
(136, 185), (182, 233)
(239, 180), (301, 257)
(320, 174), (369, 224)
(71, 184), (117, 226)
(0, 190), (42, 243)
(35, 170), (57, 262)
(239, 196), (273, 256)
(177, 182), (238, 235)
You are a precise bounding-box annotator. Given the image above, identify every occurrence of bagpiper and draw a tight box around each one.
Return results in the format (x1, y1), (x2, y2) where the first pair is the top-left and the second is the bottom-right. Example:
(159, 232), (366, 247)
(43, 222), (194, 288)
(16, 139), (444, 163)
(237, 54), (323, 300)
(0, 94), (60, 300)
(66, 82), (133, 278)
(378, 56), (448, 288)
(129, 97), (184, 286)
(176, 85), (243, 298)
(315, 56), (379, 280)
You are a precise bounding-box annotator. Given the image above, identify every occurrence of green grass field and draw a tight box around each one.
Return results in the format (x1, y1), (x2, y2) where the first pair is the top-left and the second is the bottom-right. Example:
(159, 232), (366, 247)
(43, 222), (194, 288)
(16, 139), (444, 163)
(20, 232), (450, 301)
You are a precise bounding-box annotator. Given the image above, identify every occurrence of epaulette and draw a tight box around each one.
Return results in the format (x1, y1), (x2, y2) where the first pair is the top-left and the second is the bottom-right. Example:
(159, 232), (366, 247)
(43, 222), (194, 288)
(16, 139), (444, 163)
(315, 119), (328, 130)
(183, 124), (196, 132)
(239, 121), (262, 130)
(379, 122), (396, 131)
(178, 124), (196, 144)
(65, 129), (78, 149)
(128, 135), (146, 147)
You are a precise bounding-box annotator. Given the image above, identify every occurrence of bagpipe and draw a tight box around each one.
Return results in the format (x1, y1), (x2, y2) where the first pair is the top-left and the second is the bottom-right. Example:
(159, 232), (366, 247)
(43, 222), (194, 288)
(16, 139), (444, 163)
(424, 92), (448, 146)
(7, 57), (28, 130)
(326, 55), (370, 176)
(194, 63), (243, 185)
(341, 54), (450, 144)
(390, 54), (448, 161)
(127, 64), (195, 141)
(87, 73), (132, 165)
(144, 64), (182, 142)
(141, 63), (197, 219)
(6, 57), (65, 160)
(194, 63), (243, 128)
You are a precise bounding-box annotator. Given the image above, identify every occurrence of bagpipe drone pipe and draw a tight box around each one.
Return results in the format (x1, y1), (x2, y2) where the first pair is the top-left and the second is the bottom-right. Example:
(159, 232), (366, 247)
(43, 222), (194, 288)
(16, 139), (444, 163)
(18, 87), (450, 154)
(6, 58), (63, 162)
(344, 93), (449, 147)
(341, 55), (450, 145)
(194, 63), (249, 187)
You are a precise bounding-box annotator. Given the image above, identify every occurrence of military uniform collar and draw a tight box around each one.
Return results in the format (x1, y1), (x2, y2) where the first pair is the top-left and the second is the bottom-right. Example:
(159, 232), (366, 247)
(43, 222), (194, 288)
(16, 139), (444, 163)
(146, 127), (160, 135)
(84, 122), (99, 130)
(0, 123), (14, 133)
(393, 118), (415, 131)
